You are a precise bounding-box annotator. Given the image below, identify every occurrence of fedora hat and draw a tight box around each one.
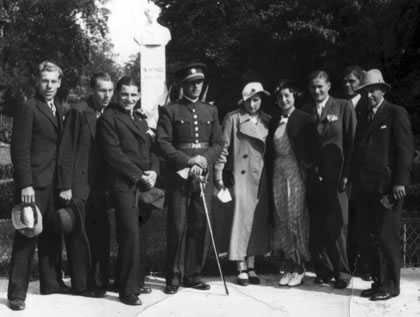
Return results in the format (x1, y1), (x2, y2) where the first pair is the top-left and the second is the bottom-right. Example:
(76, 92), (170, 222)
(137, 187), (165, 212)
(356, 69), (391, 92)
(238, 82), (270, 105)
(11, 204), (43, 238)
(54, 201), (83, 235)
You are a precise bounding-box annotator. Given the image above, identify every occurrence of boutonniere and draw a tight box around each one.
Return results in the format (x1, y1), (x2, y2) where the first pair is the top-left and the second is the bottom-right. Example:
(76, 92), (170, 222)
(326, 114), (338, 122)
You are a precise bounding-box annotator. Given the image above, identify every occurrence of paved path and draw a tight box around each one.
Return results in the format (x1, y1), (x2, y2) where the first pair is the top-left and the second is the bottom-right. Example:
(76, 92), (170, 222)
(0, 269), (419, 316)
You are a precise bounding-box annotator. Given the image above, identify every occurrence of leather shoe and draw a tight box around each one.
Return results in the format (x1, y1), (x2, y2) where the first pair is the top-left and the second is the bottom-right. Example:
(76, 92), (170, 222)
(76, 289), (106, 298)
(120, 294), (142, 305)
(139, 286), (152, 294)
(314, 277), (331, 285)
(333, 279), (349, 289)
(164, 285), (179, 294)
(184, 282), (210, 290)
(41, 285), (72, 295)
(370, 291), (394, 301)
(360, 287), (378, 298)
(9, 299), (25, 311)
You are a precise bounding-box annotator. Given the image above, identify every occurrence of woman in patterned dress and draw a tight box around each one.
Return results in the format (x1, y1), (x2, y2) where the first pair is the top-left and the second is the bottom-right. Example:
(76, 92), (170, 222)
(267, 80), (318, 287)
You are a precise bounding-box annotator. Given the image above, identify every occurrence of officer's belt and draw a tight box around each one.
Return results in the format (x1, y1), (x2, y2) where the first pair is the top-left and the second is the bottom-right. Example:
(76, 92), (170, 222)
(174, 142), (209, 149)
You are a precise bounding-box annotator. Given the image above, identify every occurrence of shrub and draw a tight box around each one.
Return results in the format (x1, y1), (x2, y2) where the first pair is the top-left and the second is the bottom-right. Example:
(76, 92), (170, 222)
(0, 114), (12, 144)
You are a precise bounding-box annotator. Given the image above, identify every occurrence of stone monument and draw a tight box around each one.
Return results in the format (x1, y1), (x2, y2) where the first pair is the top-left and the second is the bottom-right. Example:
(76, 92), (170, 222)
(135, 1), (171, 129)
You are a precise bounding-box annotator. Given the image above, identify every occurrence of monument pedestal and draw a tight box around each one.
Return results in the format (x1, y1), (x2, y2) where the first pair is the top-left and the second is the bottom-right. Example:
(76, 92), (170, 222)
(140, 45), (166, 129)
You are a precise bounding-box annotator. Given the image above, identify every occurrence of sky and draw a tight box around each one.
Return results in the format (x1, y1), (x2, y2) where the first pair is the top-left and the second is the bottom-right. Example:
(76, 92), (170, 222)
(107, 0), (147, 65)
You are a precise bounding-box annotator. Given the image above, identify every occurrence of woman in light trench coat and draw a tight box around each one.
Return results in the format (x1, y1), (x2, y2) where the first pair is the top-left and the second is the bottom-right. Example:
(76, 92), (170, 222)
(214, 82), (271, 286)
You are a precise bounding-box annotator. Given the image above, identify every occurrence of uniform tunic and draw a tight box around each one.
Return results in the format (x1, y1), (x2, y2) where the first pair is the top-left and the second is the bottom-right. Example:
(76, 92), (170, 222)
(156, 98), (223, 286)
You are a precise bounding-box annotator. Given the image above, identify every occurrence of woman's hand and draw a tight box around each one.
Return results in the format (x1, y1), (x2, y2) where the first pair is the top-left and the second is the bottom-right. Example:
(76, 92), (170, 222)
(215, 179), (225, 191)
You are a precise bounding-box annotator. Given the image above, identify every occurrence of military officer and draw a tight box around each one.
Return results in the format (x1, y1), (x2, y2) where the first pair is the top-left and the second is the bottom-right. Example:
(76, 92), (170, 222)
(156, 63), (224, 294)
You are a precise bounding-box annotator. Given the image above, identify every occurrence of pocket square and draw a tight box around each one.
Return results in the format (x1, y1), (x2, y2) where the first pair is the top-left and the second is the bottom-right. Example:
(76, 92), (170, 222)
(379, 125), (387, 129)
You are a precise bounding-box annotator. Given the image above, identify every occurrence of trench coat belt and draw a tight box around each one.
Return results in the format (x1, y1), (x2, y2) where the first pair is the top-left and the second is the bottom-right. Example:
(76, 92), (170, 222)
(174, 142), (209, 149)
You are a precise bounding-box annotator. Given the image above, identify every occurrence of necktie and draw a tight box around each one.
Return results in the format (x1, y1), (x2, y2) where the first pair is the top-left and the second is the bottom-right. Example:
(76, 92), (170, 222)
(316, 104), (323, 118)
(49, 102), (56, 117)
(368, 108), (374, 123)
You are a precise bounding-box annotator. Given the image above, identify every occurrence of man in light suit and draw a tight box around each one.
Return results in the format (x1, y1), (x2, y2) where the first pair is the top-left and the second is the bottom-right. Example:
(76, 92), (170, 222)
(8, 61), (66, 311)
(57, 72), (114, 296)
(303, 70), (356, 289)
(351, 69), (414, 301)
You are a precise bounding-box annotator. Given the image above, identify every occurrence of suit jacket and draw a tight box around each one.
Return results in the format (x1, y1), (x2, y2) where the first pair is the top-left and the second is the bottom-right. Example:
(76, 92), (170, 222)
(11, 94), (63, 189)
(351, 99), (414, 193)
(98, 104), (160, 192)
(57, 97), (103, 200)
(302, 96), (356, 186)
(267, 109), (319, 170)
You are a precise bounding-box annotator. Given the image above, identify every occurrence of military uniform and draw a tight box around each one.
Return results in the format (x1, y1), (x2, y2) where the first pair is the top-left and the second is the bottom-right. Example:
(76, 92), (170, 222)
(156, 94), (223, 288)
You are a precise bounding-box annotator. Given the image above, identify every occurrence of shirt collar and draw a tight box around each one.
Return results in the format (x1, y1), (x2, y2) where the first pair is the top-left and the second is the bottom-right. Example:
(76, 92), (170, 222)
(184, 95), (199, 103)
(371, 98), (384, 114)
(351, 94), (361, 107)
(316, 96), (329, 109)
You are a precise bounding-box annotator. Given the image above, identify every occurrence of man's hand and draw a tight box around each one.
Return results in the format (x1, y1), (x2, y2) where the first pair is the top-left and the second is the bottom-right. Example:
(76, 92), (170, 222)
(189, 165), (203, 176)
(21, 186), (35, 205)
(59, 189), (72, 202)
(187, 155), (207, 169)
(141, 170), (157, 189)
(339, 177), (348, 193)
(392, 185), (406, 201)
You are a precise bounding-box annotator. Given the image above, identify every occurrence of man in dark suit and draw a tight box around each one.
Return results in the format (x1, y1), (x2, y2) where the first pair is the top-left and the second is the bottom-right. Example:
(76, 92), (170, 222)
(351, 69), (414, 301)
(156, 63), (223, 294)
(57, 72), (114, 296)
(99, 76), (159, 305)
(342, 66), (371, 280)
(303, 70), (356, 289)
(8, 61), (66, 311)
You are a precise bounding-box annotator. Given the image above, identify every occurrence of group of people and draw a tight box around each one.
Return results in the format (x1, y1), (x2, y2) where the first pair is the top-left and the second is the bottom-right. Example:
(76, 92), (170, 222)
(6, 60), (414, 311)
(214, 66), (414, 302)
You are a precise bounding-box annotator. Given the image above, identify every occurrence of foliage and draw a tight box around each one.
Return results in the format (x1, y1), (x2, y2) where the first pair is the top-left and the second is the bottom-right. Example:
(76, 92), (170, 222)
(0, 114), (12, 144)
(0, 0), (121, 106)
(158, 0), (420, 126)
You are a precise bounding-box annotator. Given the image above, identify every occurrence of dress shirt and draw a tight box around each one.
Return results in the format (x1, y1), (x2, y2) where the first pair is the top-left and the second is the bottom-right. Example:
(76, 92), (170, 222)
(316, 96), (329, 118)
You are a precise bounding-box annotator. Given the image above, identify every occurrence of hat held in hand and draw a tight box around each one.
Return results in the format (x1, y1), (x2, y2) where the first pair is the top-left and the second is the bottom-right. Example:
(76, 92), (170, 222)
(12, 204), (43, 238)
(54, 201), (83, 235)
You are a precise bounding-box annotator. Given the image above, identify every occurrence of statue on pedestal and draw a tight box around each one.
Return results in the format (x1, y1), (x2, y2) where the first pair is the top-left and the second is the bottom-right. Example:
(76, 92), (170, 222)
(135, 2), (171, 46)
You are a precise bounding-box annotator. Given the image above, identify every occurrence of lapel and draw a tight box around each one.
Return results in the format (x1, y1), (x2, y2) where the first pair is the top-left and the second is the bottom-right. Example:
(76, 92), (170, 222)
(35, 95), (59, 130)
(238, 109), (269, 143)
(85, 98), (98, 139)
(363, 100), (389, 139)
(113, 106), (146, 141)
(319, 97), (336, 123)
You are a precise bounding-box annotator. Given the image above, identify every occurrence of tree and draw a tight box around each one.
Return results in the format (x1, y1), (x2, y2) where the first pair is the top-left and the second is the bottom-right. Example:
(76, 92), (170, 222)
(0, 0), (120, 105)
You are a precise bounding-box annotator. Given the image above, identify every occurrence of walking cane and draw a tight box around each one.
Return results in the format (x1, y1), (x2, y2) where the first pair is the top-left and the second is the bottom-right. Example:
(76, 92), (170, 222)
(199, 181), (229, 295)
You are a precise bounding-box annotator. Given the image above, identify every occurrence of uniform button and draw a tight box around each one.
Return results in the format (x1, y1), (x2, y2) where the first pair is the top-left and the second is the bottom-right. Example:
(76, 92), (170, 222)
(195, 140), (199, 143)
(195, 133), (199, 137)
(194, 121), (198, 125)
(195, 127), (199, 131)
(243, 154), (248, 159)
(241, 170), (246, 174)
(193, 114), (198, 118)
(181, 120), (184, 124)
(192, 109), (196, 113)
